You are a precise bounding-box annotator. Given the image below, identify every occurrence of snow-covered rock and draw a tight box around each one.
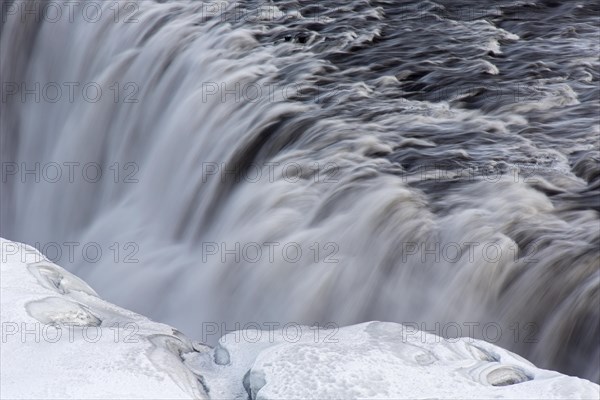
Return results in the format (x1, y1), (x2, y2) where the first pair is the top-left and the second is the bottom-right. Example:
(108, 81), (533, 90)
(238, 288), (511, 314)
(206, 323), (600, 400)
(0, 239), (208, 399)
(1, 238), (599, 399)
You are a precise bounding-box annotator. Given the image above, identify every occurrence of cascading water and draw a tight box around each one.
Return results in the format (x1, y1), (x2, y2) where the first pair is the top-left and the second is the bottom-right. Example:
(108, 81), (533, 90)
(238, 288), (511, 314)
(1, 0), (599, 383)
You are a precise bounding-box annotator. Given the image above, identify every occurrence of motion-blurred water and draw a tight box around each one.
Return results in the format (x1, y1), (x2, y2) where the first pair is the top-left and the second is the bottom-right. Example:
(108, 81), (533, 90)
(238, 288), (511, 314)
(1, 0), (599, 382)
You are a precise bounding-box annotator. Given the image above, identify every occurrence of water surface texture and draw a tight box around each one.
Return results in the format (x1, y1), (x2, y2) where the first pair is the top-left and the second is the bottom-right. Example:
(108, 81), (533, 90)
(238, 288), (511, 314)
(1, 0), (599, 382)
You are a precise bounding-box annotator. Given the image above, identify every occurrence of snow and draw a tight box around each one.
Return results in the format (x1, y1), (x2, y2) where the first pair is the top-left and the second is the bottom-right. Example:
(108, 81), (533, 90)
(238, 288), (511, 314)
(1, 238), (599, 399)
(214, 323), (599, 399)
(0, 239), (207, 400)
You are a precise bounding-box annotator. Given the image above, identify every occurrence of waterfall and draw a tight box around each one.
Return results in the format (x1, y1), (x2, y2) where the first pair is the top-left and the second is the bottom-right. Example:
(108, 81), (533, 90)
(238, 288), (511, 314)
(1, 0), (598, 382)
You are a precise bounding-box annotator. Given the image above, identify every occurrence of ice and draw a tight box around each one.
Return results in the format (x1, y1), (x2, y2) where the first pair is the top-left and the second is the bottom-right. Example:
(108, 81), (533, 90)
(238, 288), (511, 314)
(26, 297), (102, 327)
(0, 239), (207, 400)
(214, 322), (599, 399)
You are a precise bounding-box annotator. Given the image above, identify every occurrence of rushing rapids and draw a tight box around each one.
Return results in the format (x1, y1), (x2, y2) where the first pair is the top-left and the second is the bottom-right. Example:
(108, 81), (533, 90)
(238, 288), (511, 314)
(1, 0), (599, 383)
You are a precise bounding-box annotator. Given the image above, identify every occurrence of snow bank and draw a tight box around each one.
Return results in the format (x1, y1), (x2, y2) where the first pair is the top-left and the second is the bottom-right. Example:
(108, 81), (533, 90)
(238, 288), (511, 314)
(1, 238), (598, 399)
(0, 239), (207, 399)
(207, 323), (600, 400)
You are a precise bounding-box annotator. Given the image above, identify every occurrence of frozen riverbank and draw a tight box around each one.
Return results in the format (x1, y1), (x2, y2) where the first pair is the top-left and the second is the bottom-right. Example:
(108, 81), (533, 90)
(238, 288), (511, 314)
(1, 238), (598, 399)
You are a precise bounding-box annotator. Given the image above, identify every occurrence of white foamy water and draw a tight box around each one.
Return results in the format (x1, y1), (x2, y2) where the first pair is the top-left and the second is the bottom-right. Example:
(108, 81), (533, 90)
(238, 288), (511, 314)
(1, 0), (598, 382)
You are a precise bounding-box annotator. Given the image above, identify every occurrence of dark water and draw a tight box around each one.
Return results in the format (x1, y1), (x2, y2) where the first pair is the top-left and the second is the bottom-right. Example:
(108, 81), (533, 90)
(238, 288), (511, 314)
(1, 0), (599, 382)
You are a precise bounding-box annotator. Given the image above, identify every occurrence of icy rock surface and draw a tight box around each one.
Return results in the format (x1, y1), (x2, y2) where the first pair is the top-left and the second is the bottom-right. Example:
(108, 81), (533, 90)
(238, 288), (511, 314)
(1, 238), (599, 399)
(0, 239), (208, 399)
(201, 322), (599, 400)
